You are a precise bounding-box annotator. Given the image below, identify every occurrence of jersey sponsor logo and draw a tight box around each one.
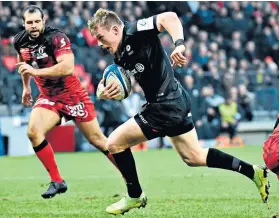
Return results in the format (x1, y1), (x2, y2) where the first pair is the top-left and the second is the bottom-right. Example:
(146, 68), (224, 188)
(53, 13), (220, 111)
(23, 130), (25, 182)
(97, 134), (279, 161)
(135, 63), (145, 72)
(34, 98), (55, 106)
(28, 44), (38, 49)
(139, 113), (148, 124)
(137, 17), (154, 31)
(126, 45), (131, 52)
(66, 102), (88, 118)
(37, 45), (48, 59)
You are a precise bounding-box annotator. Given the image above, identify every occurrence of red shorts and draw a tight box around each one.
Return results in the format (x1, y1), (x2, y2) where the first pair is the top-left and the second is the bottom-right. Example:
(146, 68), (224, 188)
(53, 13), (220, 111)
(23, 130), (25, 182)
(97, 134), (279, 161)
(263, 133), (279, 177)
(33, 93), (96, 123)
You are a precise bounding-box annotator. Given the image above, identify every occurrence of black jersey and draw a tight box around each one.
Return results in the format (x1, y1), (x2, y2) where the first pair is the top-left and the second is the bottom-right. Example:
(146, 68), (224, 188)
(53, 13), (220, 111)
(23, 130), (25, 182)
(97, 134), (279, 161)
(114, 16), (182, 103)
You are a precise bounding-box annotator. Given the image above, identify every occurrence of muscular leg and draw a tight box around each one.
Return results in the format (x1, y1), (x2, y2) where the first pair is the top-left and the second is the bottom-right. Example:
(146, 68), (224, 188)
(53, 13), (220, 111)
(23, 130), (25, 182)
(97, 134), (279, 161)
(169, 127), (270, 203)
(104, 118), (148, 214)
(28, 107), (60, 145)
(168, 128), (254, 177)
(106, 118), (147, 198)
(75, 118), (120, 171)
(75, 118), (107, 151)
(28, 107), (67, 198)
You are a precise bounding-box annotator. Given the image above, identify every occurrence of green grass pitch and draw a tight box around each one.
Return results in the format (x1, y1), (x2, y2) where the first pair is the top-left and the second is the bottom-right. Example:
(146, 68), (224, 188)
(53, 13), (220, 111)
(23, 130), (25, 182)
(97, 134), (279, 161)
(0, 146), (278, 218)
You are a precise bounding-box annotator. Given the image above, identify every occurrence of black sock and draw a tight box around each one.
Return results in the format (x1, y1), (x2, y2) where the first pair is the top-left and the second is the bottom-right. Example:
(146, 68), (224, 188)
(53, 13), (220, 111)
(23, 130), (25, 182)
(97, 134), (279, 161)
(112, 148), (142, 198)
(206, 148), (255, 180)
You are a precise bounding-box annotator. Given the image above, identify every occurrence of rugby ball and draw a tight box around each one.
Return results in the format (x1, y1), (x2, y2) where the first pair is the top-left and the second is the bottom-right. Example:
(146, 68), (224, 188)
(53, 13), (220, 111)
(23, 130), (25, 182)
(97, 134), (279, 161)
(97, 64), (131, 100)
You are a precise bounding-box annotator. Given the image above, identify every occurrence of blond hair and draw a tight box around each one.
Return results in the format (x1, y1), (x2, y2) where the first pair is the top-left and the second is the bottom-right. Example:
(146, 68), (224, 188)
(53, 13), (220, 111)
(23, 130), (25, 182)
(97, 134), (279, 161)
(88, 8), (123, 35)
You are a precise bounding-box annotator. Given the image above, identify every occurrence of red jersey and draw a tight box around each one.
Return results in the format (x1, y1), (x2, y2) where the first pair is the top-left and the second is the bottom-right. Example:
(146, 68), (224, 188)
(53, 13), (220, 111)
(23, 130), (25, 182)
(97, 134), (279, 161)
(263, 115), (279, 177)
(14, 26), (84, 99)
(272, 115), (279, 137)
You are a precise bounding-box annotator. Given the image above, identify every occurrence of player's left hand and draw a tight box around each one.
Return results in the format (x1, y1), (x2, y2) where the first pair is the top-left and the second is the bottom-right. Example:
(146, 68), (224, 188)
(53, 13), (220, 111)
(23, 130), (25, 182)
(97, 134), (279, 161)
(170, 45), (187, 67)
(97, 78), (120, 100)
(16, 62), (38, 76)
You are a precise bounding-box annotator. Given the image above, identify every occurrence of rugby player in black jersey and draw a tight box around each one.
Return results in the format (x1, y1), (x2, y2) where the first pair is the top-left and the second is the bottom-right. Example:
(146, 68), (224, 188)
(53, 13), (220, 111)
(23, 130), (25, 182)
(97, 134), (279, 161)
(88, 8), (270, 215)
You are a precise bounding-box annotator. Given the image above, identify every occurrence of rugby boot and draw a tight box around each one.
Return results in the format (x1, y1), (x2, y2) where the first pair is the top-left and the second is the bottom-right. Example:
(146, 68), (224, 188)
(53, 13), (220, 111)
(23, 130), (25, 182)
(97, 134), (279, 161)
(106, 192), (147, 215)
(252, 165), (270, 203)
(41, 180), (68, 199)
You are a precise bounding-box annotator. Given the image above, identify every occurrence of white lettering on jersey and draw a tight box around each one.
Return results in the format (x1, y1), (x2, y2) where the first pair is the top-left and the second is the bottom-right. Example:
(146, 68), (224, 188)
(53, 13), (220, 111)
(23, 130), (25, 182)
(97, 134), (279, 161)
(37, 45), (48, 59)
(60, 38), (66, 48)
(34, 98), (55, 106)
(66, 102), (88, 118)
(137, 17), (154, 32)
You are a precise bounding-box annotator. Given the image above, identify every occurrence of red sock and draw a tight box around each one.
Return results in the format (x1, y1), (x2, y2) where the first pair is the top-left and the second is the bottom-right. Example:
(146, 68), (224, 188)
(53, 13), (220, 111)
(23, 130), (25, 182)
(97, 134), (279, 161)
(34, 140), (63, 182)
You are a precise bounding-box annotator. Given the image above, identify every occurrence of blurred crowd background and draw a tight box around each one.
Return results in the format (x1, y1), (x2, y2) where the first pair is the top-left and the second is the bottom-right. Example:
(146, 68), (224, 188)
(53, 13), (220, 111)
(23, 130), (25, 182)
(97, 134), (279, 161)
(0, 1), (278, 147)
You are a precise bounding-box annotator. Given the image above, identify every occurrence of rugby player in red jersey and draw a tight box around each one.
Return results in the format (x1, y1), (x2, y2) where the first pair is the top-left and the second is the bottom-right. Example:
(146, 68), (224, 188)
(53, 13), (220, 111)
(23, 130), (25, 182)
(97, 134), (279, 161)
(263, 115), (279, 179)
(14, 5), (121, 199)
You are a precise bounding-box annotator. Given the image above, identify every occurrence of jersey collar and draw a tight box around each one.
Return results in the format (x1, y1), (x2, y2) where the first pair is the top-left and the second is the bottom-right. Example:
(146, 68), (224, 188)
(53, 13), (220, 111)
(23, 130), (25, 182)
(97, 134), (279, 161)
(115, 23), (128, 59)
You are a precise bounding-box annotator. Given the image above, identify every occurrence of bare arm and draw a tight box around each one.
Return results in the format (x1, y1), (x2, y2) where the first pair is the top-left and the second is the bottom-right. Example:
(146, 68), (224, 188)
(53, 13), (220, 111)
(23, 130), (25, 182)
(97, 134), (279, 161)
(156, 12), (187, 67)
(156, 12), (184, 42)
(17, 55), (31, 88)
(36, 53), (74, 77)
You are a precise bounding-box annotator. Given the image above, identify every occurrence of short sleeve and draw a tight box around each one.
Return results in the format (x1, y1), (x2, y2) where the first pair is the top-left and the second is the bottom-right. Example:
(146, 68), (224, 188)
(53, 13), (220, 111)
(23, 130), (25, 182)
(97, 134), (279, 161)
(52, 32), (73, 59)
(128, 16), (160, 36)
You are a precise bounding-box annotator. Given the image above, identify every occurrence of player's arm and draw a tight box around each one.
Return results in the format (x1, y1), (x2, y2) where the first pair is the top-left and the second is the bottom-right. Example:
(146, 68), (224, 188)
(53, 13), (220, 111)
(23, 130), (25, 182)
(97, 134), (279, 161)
(35, 53), (74, 77)
(156, 12), (184, 42)
(17, 32), (74, 77)
(17, 54), (31, 88)
(156, 12), (187, 67)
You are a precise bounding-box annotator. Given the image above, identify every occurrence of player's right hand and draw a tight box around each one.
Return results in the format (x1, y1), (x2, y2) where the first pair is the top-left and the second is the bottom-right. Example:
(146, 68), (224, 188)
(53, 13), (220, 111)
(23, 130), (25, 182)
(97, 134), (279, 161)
(96, 78), (120, 100)
(170, 45), (187, 67)
(22, 88), (33, 107)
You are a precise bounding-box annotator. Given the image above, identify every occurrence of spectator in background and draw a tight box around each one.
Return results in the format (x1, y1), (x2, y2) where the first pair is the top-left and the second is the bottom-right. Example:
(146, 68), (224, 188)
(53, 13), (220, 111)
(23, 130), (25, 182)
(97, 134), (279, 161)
(219, 95), (240, 140)
(238, 84), (254, 121)
(222, 68), (236, 95)
(215, 7), (234, 38)
(182, 75), (200, 121)
(228, 40), (245, 61)
(199, 85), (224, 138)
(245, 41), (258, 62)
(193, 43), (209, 69)
(196, 3), (216, 33)
(228, 57), (238, 70)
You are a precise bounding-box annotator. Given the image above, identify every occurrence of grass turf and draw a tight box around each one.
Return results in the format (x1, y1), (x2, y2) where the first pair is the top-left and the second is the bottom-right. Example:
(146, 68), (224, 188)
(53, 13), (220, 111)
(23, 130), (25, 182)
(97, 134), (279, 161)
(0, 146), (278, 218)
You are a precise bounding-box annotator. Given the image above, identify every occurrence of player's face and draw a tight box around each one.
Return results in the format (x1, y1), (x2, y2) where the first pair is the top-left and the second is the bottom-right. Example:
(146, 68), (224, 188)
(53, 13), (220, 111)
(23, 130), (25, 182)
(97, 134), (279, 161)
(95, 25), (122, 54)
(24, 11), (45, 39)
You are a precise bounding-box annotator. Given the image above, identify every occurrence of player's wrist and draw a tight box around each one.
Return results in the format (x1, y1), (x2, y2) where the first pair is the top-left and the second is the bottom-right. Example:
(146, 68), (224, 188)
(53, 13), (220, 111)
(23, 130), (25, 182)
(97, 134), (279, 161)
(33, 69), (40, 76)
(23, 86), (31, 91)
(174, 39), (184, 47)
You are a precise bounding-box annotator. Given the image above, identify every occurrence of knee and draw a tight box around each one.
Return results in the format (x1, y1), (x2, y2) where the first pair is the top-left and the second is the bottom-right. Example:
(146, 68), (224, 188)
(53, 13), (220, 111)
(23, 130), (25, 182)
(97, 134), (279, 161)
(106, 136), (122, 154)
(27, 126), (41, 142)
(181, 149), (207, 167)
